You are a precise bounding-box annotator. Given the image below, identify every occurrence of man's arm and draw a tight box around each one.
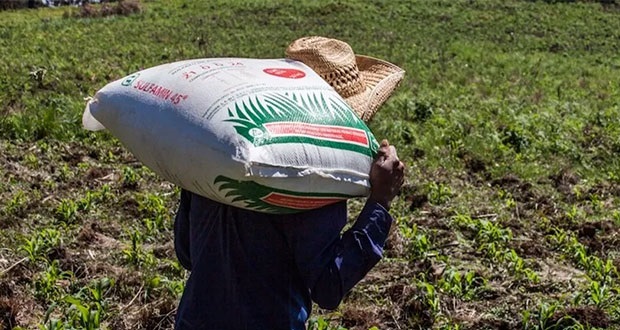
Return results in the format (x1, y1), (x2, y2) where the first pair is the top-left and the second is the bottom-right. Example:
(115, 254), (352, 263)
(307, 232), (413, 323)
(291, 140), (405, 310)
(305, 201), (393, 310)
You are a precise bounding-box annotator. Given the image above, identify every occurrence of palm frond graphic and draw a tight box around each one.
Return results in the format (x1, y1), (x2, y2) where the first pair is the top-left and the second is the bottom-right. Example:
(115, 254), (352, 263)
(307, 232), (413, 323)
(225, 91), (366, 144)
(214, 175), (290, 213)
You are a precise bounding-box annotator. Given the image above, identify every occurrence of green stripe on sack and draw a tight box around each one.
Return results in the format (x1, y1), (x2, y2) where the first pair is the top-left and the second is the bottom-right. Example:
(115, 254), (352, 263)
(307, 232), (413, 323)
(225, 91), (379, 156)
(256, 135), (373, 156)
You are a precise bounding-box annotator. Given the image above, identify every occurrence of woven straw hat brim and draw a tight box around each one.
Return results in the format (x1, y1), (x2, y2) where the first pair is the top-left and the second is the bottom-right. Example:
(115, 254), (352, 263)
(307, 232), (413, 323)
(344, 55), (405, 121)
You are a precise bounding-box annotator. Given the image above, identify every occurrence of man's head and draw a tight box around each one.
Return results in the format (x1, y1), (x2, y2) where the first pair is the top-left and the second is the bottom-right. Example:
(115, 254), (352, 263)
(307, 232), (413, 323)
(286, 36), (405, 122)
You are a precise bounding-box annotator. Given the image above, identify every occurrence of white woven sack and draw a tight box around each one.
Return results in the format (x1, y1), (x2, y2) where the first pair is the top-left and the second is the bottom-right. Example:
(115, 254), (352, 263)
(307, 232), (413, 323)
(83, 58), (380, 214)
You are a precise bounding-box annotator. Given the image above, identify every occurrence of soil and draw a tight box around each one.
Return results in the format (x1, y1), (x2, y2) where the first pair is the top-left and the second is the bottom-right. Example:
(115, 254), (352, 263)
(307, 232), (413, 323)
(573, 220), (620, 255)
(550, 306), (611, 328)
(0, 298), (17, 330)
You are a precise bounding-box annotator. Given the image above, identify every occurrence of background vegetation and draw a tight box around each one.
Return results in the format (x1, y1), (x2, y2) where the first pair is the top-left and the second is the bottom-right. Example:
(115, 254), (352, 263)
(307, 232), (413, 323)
(1, 0), (619, 329)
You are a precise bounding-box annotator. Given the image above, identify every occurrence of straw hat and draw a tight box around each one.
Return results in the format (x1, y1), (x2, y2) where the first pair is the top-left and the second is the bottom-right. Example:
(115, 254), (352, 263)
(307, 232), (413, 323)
(286, 36), (405, 121)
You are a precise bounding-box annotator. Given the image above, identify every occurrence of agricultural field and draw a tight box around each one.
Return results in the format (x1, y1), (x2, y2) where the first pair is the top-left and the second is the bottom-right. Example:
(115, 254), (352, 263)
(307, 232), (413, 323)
(1, 0), (620, 329)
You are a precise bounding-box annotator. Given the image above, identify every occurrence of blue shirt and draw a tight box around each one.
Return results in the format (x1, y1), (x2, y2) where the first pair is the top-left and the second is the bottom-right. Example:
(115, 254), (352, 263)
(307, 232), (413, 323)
(174, 190), (393, 330)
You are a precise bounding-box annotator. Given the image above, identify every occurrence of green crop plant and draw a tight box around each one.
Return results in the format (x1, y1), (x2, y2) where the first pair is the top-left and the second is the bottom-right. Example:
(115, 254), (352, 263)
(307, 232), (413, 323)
(521, 301), (576, 330)
(451, 214), (539, 283)
(504, 195), (517, 209)
(162, 277), (185, 298)
(57, 163), (74, 182)
(438, 322), (463, 330)
(478, 241), (503, 261)
(504, 249), (540, 283)
(121, 166), (140, 189)
(122, 229), (144, 266)
(24, 153), (40, 169)
(418, 279), (440, 318)
(38, 319), (67, 330)
(74, 186), (115, 214)
(94, 184), (114, 203)
(34, 260), (73, 303)
(122, 229), (155, 267)
(137, 192), (169, 219)
(307, 316), (347, 330)
(588, 194), (603, 213)
(76, 192), (94, 212)
(427, 182), (452, 205)
(586, 258), (618, 284)
(438, 268), (487, 301)
(142, 213), (170, 238)
(613, 211), (620, 226)
(64, 296), (102, 330)
(86, 277), (114, 311)
(452, 214), (512, 246)
(20, 228), (62, 264)
(564, 205), (582, 224)
(476, 219), (512, 245)
(54, 198), (79, 224)
(548, 227), (618, 282)
(547, 228), (570, 249)
(400, 223), (432, 260)
(142, 274), (185, 301)
(580, 279), (615, 309)
(2, 190), (27, 217)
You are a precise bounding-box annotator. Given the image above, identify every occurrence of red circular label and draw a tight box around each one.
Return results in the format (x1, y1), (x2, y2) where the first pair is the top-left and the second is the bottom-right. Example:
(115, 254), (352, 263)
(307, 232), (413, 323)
(263, 68), (306, 79)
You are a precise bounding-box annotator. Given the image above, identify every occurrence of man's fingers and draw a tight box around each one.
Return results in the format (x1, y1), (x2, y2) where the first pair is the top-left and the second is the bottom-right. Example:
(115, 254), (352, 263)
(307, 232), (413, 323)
(388, 145), (398, 160)
(395, 160), (405, 172)
(375, 149), (387, 162)
(375, 140), (390, 159)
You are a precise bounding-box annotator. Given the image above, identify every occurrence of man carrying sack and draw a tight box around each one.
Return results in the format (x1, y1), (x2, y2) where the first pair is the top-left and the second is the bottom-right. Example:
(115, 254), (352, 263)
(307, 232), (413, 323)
(174, 36), (406, 330)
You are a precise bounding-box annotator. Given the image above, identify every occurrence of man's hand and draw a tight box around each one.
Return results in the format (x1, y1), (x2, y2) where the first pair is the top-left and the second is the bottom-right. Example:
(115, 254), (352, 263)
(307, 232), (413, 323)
(368, 139), (405, 210)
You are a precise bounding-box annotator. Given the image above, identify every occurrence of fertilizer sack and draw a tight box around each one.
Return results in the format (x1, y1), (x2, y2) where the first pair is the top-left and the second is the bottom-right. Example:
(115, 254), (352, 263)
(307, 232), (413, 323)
(83, 58), (380, 214)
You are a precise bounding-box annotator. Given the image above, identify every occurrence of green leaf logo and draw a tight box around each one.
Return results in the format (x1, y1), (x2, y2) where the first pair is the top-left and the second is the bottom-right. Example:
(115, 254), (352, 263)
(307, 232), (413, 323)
(121, 73), (140, 87)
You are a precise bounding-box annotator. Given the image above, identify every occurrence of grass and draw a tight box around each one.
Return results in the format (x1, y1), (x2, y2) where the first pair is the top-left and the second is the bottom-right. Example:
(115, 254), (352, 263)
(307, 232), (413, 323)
(1, 0), (620, 329)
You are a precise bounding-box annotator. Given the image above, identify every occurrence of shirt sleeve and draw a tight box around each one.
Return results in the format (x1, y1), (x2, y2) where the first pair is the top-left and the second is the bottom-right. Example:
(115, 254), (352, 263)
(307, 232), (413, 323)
(289, 200), (393, 310)
(173, 189), (193, 270)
